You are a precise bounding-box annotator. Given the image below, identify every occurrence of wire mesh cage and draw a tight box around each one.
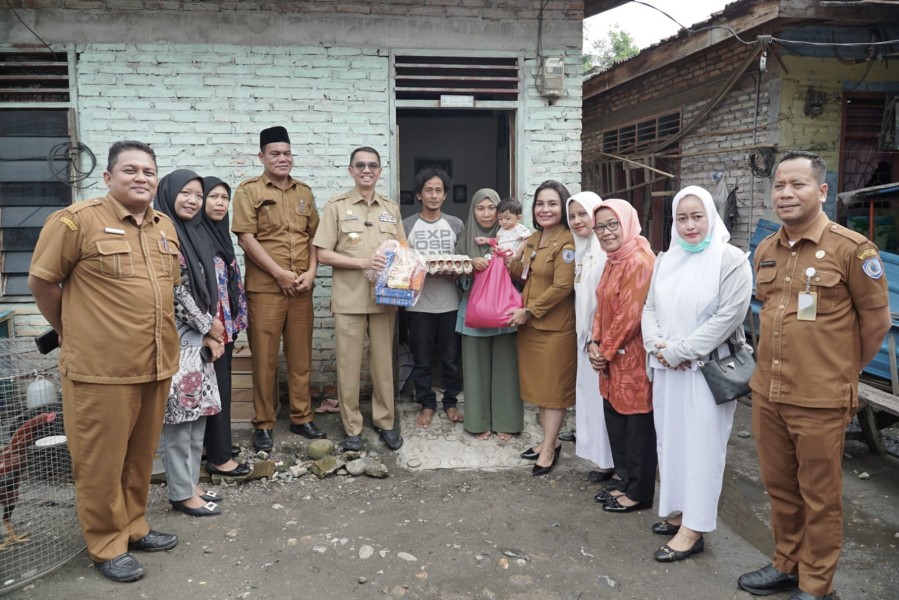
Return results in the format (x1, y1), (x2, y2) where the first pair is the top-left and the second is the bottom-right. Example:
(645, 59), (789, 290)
(0, 338), (83, 594)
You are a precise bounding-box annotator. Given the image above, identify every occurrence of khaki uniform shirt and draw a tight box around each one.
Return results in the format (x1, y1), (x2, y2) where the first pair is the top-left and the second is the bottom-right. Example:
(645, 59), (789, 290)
(508, 229), (576, 330)
(29, 195), (182, 383)
(231, 174), (319, 293)
(313, 189), (407, 314)
(750, 212), (889, 408)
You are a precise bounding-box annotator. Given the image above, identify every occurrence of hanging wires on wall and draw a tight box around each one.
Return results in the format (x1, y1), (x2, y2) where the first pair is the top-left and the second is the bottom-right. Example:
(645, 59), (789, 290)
(47, 142), (97, 187)
(628, 1), (899, 55)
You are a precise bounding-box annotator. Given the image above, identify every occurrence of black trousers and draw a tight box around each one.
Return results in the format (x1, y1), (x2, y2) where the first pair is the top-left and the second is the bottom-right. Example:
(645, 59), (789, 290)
(204, 341), (234, 465)
(603, 398), (657, 505)
(406, 310), (462, 411)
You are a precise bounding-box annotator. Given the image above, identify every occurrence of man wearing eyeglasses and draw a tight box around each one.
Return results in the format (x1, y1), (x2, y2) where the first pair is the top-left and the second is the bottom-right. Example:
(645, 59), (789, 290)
(313, 147), (408, 451)
(232, 126), (325, 454)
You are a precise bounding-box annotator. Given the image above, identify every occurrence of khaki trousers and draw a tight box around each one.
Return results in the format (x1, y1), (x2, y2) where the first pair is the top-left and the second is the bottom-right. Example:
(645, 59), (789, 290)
(61, 376), (169, 562)
(247, 290), (313, 429)
(752, 392), (851, 597)
(334, 312), (396, 435)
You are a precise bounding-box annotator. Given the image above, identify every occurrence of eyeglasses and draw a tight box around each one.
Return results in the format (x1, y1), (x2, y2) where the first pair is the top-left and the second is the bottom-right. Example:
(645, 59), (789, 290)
(593, 220), (620, 233)
(352, 162), (381, 171)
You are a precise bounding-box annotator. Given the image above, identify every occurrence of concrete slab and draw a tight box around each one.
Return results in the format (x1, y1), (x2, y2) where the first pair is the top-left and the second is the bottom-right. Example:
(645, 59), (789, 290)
(394, 396), (542, 472)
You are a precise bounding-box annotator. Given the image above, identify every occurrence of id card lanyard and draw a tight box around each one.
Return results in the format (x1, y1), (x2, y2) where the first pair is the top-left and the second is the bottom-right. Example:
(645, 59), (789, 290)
(797, 266), (817, 321)
(521, 249), (537, 280)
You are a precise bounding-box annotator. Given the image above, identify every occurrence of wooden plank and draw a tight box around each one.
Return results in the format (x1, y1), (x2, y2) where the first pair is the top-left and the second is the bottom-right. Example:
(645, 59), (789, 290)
(857, 405), (887, 456)
(858, 382), (899, 417)
(584, 0), (780, 100)
(396, 64), (517, 71)
(395, 75), (520, 82)
(0, 206), (58, 228)
(1, 251), (33, 273)
(231, 373), (254, 390)
(585, 0), (629, 18)
(783, 0), (899, 21)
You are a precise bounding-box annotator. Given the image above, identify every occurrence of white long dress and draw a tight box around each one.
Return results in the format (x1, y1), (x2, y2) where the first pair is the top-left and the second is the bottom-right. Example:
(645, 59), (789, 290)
(573, 238), (613, 469)
(643, 239), (752, 532)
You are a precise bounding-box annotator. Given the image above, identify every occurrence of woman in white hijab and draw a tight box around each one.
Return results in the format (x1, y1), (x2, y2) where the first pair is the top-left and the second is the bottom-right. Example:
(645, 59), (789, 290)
(565, 192), (614, 482)
(642, 185), (752, 562)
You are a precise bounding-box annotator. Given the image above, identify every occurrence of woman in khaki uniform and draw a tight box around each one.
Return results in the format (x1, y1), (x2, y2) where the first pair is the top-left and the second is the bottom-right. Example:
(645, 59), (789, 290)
(507, 180), (577, 476)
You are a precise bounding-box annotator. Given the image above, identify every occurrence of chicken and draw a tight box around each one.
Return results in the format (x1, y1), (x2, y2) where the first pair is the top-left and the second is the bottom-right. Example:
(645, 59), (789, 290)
(0, 412), (56, 551)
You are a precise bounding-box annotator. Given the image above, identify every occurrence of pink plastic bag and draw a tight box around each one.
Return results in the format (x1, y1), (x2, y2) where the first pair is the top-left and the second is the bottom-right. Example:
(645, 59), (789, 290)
(464, 245), (522, 329)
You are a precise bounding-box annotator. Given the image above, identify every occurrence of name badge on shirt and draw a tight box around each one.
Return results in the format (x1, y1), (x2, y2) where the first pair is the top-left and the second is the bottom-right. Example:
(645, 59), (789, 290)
(797, 292), (817, 321)
(521, 249), (537, 281)
(105, 227), (125, 235)
(379, 213), (396, 224)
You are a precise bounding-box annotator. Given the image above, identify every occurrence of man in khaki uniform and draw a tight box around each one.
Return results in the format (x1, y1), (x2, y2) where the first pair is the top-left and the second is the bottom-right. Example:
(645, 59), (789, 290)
(313, 146), (407, 451)
(29, 141), (181, 583)
(739, 151), (891, 600)
(232, 126), (324, 453)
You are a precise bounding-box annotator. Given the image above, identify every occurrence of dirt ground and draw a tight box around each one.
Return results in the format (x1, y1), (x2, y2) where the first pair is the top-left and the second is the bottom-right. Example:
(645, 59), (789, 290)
(5, 399), (898, 600)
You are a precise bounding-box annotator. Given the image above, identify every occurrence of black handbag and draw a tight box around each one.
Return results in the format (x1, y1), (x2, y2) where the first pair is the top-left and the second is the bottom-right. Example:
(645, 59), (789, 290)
(699, 341), (755, 405)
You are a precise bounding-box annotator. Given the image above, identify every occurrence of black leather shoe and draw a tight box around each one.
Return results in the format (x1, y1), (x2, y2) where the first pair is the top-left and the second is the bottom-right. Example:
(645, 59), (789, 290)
(738, 564), (799, 596)
(231, 444), (241, 458)
(520, 446), (539, 460)
(532, 444), (561, 476)
(603, 496), (651, 513)
(199, 490), (224, 503)
(653, 535), (704, 562)
(128, 530), (178, 553)
(206, 462), (251, 477)
(651, 520), (681, 536)
(342, 435), (363, 451)
(170, 499), (221, 517)
(379, 428), (404, 451)
(558, 431), (576, 442)
(586, 469), (614, 484)
(94, 552), (145, 583)
(787, 592), (833, 600)
(253, 429), (274, 452)
(290, 422), (327, 439)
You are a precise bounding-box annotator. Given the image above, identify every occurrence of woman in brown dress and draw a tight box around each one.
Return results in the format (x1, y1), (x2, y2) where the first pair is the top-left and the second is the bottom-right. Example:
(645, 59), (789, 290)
(506, 180), (577, 476)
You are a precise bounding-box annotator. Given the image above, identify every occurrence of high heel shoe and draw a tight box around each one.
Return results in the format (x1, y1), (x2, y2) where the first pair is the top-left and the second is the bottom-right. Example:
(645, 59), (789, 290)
(520, 446), (539, 460)
(531, 445), (561, 477)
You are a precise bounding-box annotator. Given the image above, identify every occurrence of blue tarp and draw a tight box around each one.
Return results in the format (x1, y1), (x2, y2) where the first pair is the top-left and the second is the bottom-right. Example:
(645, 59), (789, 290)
(748, 219), (899, 383)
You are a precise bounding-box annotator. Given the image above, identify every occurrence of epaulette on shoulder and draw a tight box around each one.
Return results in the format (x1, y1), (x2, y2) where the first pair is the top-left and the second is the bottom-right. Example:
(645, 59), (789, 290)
(238, 176), (261, 187)
(65, 198), (103, 214)
(156, 211), (175, 224)
(828, 222), (869, 245)
(326, 192), (350, 204)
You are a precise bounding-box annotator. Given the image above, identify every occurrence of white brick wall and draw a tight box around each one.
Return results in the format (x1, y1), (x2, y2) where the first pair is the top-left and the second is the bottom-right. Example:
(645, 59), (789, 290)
(3, 39), (582, 392)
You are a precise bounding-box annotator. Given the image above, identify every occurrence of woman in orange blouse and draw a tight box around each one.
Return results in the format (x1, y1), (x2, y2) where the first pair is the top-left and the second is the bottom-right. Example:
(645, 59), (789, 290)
(506, 180), (577, 477)
(588, 199), (656, 512)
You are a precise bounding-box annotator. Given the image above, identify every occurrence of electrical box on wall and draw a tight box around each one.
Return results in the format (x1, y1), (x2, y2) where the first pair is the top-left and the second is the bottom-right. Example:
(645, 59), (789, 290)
(539, 57), (565, 101)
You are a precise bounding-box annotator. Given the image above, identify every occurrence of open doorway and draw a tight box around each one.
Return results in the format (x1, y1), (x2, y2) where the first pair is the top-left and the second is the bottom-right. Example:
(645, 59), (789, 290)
(396, 109), (514, 221)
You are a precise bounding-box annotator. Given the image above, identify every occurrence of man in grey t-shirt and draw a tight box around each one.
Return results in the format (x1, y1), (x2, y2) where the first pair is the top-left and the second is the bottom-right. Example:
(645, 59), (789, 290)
(402, 169), (464, 428)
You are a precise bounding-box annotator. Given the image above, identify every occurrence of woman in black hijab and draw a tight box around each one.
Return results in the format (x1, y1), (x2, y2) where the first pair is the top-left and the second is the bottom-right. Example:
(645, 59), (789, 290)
(201, 176), (250, 477)
(154, 169), (225, 517)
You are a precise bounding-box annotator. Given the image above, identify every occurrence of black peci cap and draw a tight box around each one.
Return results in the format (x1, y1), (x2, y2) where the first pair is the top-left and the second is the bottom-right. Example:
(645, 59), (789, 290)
(260, 126), (290, 149)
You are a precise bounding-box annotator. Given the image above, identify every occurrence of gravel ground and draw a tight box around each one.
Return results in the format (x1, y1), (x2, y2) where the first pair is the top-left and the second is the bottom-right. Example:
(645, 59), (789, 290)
(5, 401), (897, 600)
